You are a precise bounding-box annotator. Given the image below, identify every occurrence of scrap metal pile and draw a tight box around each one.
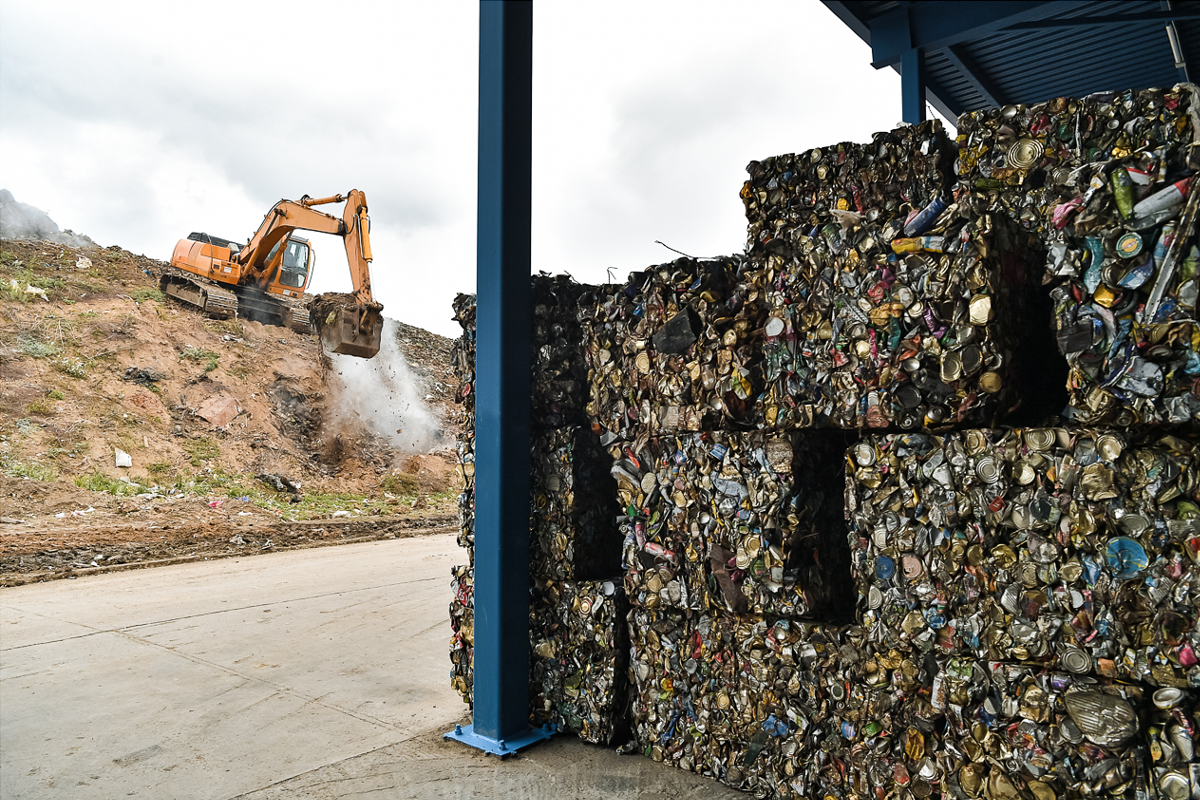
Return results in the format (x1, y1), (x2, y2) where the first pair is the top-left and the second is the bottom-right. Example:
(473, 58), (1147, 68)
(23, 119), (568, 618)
(450, 85), (1200, 798)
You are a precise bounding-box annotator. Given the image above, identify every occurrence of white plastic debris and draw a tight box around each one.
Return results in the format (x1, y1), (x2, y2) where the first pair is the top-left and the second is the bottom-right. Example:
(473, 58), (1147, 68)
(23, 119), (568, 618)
(24, 285), (49, 301)
(76, 256), (92, 270)
(114, 448), (132, 468)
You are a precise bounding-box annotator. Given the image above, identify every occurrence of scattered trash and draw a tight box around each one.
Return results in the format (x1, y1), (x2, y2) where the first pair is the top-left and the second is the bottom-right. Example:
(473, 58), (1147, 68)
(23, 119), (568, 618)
(255, 473), (301, 494)
(195, 395), (239, 428)
(114, 448), (132, 468)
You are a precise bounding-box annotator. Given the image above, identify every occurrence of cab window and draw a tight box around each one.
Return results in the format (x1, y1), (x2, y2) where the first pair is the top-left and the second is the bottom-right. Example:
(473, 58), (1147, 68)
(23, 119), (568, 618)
(279, 240), (310, 288)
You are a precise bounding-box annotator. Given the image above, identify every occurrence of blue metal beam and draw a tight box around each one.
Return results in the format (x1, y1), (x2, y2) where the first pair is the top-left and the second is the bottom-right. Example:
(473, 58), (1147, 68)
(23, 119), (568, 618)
(1003, 8), (1200, 28)
(445, 0), (551, 758)
(871, 1), (1085, 67)
(901, 48), (927, 125)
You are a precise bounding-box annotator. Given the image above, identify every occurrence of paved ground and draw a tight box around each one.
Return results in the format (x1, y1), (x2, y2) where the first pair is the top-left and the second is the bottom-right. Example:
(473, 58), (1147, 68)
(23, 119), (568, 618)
(1, 533), (740, 799)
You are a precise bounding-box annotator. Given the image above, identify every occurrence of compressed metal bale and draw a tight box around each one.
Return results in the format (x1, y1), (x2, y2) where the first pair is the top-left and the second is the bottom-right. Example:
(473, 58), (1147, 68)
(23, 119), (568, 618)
(747, 205), (1055, 430)
(612, 430), (852, 618)
(956, 85), (1200, 425)
(455, 426), (620, 580)
(626, 607), (862, 799)
(954, 86), (1199, 247)
(531, 578), (630, 744)
(845, 428), (1200, 687)
(847, 657), (1158, 799)
(742, 120), (955, 256)
(450, 273), (590, 431)
(448, 564), (474, 706)
(581, 255), (765, 443)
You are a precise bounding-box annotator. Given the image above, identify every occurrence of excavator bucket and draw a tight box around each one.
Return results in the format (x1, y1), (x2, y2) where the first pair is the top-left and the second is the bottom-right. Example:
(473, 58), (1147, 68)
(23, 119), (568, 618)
(318, 306), (383, 359)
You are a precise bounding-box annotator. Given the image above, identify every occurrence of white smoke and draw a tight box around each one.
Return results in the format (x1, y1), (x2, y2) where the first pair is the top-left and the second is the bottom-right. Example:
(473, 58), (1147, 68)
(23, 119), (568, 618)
(325, 318), (447, 454)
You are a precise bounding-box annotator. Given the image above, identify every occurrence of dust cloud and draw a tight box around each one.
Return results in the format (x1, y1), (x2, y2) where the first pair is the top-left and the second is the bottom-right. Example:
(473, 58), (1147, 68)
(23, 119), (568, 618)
(0, 189), (96, 247)
(324, 318), (447, 454)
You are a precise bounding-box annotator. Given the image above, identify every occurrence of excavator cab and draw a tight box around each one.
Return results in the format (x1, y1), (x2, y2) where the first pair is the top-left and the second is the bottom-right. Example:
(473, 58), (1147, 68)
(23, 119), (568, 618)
(263, 235), (313, 294)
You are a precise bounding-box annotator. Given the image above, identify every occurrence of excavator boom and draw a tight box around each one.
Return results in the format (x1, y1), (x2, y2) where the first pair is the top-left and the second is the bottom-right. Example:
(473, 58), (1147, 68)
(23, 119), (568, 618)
(167, 189), (384, 359)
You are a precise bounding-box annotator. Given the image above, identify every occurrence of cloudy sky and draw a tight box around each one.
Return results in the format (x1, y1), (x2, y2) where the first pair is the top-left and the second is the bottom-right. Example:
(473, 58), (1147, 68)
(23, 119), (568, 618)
(0, 1), (935, 337)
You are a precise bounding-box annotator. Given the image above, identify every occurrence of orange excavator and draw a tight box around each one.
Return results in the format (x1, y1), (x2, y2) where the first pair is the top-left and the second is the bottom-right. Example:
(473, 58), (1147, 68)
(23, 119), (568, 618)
(162, 190), (384, 358)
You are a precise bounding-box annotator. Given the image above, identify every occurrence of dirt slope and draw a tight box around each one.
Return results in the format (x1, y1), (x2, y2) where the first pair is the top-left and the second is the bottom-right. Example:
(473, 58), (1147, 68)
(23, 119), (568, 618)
(0, 239), (461, 584)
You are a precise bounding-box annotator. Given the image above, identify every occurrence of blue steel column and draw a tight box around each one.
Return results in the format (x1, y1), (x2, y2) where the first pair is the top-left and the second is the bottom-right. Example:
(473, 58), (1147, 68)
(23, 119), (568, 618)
(445, 0), (550, 757)
(901, 48), (927, 124)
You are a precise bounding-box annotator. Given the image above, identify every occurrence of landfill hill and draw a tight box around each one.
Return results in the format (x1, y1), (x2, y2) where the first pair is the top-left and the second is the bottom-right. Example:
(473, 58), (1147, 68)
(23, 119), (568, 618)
(0, 233), (463, 586)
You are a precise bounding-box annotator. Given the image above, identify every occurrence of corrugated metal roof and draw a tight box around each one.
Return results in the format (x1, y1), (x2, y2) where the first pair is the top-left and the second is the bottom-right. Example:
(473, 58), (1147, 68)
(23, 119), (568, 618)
(823, 0), (1200, 120)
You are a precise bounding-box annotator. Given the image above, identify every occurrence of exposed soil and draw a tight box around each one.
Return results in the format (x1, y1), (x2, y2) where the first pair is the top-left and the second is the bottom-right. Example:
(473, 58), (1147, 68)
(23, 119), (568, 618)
(0, 237), (463, 583)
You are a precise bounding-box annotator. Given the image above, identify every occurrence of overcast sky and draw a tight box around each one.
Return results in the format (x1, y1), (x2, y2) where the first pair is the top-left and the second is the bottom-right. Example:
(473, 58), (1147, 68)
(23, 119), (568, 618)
(0, 1), (930, 338)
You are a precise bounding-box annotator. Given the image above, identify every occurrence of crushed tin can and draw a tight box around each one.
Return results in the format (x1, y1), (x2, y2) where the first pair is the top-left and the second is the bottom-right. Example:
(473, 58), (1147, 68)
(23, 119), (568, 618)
(580, 255), (764, 443)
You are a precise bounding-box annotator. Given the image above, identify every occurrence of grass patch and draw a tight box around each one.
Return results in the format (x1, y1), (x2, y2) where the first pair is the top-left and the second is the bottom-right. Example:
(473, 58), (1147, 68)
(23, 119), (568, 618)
(47, 388), (65, 400)
(17, 337), (58, 358)
(25, 399), (52, 416)
(0, 453), (58, 482)
(130, 287), (164, 303)
(75, 471), (146, 496)
(381, 472), (420, 494)
(180, 346), (219, 372)
(1, 281), (28, 303)
(182, 438), (219, 466)
(204, 318), (244, 336)
(147, 461), (174, 477)
(53, 357), (88, 379)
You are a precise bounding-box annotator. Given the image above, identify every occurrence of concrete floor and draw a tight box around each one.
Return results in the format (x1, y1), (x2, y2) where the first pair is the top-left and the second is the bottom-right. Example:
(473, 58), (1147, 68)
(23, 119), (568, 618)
(1, 533), (740, 799)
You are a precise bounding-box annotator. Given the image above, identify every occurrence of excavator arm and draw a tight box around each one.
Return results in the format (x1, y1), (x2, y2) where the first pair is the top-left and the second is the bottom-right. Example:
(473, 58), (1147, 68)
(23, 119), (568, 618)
(238, 189), (383, 358)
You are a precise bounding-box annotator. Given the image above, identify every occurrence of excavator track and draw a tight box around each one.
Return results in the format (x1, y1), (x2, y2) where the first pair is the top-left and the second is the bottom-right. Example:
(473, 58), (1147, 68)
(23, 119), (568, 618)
(158, 263), (312, 333)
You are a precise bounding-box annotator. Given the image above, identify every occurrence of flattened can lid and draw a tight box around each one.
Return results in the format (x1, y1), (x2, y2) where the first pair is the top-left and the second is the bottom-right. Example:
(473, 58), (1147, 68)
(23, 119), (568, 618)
(876, 555), (896, 580)
(853, 442), (877, 467)
(1062, 645), (1092, 674)
(1008, 138), (1044, 169)
(765, 316), (786, 338)
(1116, 232), (1143, 259)
(976, 456), (1001, 483)
(1160, 771), (1190, 800)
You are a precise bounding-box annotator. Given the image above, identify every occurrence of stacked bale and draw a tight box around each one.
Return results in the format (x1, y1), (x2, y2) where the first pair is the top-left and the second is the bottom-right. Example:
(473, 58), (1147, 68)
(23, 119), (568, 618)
(956, 86), (1200, 425)
(451, 87), (1200, 799)
(846, 428), (1200, 687)
(610, 430), (851, 618)
(742, 119), (1058, 430)
(581, 255), (764, 443)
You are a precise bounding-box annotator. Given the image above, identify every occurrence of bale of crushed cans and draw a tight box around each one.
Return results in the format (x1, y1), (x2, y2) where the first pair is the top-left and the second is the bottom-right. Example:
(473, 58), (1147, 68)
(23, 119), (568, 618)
(846, 427), (1200, 689)
(451, 274), (589, 430)
(451, 275), (620, 579)
(581, 255), (765, 443)
(629, 605), (1200, 798)
(742, 120), (955, 253)
(454, 426), (620, 580)
(612, 430), (852, 619)
(740, 119), (1063, 431)
(448, 564), (629, 744)
(956, 86), (1200, 425)
(626, 608), (861, 799)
